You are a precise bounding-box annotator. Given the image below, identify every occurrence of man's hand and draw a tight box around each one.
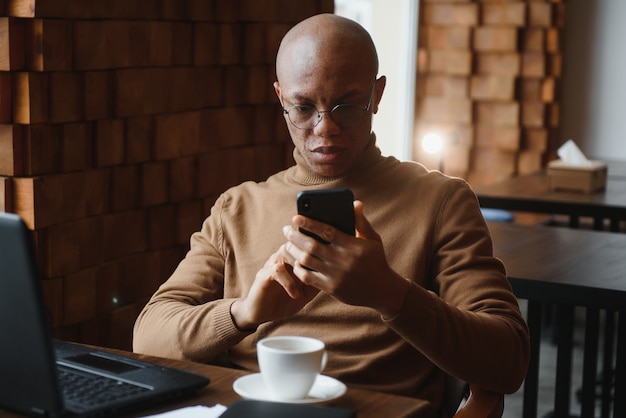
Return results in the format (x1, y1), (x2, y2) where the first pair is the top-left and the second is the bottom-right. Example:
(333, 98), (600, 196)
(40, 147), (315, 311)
(230, 248), (319, 330)
(282, 200), (410, 319)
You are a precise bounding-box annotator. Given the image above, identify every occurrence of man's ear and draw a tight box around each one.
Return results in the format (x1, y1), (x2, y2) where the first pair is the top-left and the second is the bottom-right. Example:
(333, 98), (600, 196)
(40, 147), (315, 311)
(372, 76), (386, 114)
(273, 81), (281, 101)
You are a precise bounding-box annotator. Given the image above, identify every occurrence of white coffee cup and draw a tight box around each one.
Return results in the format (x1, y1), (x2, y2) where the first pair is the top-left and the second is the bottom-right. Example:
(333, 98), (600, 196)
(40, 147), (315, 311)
(257, 336), (328, 401)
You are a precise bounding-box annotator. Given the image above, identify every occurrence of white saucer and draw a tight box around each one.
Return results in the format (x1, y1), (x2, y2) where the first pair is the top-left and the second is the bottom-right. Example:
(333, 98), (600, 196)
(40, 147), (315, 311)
(233, 373), (347, 404)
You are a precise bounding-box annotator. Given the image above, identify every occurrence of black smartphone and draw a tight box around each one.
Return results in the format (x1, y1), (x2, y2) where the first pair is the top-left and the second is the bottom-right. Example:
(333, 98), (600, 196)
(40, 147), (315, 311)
(296, 188), (355, 244)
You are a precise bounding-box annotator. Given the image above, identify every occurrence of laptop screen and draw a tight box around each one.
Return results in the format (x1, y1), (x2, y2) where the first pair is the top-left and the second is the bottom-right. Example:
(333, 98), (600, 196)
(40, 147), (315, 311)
(0, 212), (64, 415)
(0, 212), (209, 417)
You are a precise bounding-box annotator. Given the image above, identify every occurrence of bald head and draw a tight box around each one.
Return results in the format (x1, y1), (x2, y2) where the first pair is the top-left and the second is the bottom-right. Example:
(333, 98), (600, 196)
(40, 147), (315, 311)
(276, 14), (379, 84)
(273, 14), (386, 177)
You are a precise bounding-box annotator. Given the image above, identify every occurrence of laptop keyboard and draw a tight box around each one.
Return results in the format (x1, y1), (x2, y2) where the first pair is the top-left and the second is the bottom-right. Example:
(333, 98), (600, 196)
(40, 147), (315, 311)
(58, 367), (150, 407)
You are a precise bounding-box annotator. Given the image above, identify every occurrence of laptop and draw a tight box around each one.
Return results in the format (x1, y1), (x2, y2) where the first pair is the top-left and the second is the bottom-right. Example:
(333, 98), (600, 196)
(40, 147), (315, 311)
(0, 212), (210, 417)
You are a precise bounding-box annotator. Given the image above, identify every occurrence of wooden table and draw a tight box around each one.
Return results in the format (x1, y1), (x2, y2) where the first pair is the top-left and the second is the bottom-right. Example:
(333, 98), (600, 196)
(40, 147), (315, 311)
(0, 348), (430, 418)
(475, 170), (626, 231)
(489, 221), (626, 418)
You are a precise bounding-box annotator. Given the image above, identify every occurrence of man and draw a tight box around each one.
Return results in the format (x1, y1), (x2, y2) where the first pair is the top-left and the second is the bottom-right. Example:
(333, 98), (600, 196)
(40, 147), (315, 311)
(133, 13), (529, 415)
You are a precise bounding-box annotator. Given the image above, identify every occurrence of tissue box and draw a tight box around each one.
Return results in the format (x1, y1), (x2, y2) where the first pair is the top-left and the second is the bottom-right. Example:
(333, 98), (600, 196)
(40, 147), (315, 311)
(547, 159), (607, 193)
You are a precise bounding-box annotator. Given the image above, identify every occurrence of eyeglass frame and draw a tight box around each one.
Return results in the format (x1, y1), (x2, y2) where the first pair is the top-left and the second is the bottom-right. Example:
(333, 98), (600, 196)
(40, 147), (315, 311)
(279, 78), (379, 130)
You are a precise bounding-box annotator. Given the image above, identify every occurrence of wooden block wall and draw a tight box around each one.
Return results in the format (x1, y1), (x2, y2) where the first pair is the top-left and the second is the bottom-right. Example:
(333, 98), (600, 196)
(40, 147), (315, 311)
(0, 0), (334, 350)
(414, 0), (565, 186)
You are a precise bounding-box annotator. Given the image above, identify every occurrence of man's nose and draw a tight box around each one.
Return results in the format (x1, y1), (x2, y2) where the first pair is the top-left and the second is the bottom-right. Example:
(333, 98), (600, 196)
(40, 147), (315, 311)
(313, 110), (341, 136)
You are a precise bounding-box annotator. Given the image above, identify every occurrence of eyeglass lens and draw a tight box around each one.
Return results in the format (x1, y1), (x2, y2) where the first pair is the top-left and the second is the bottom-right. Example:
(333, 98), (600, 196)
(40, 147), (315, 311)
(283, 78), (378, 130)
(287, 105), (365, 130)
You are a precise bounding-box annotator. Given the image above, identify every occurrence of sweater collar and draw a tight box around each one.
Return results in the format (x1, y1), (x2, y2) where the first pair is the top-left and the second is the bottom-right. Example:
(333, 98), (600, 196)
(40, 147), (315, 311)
(290, 133), (383, 186)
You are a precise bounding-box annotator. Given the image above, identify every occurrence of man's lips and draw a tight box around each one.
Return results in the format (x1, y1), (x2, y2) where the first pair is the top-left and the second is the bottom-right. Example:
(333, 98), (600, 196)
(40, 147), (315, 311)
(311, 145), (344, 154)
(310, 146), (344, 162)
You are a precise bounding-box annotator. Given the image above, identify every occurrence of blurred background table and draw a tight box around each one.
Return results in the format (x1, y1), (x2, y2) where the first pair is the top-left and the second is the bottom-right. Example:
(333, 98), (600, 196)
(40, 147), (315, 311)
(489, 221), (626, 418)
(475, 161), (626, 232)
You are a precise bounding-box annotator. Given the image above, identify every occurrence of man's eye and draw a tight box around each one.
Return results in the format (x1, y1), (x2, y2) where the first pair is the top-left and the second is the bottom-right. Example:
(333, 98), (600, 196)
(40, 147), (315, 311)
(294, 105), (315, 114)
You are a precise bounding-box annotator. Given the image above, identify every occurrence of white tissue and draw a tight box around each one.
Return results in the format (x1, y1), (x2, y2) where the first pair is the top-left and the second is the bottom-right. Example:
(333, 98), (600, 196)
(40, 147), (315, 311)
(557, 139), (593, 167)
(141, 404), (227, 418)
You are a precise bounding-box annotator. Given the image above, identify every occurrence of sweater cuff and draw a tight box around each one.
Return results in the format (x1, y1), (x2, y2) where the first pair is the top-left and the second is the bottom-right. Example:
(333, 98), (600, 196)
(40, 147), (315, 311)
(214, 299), (256, 342)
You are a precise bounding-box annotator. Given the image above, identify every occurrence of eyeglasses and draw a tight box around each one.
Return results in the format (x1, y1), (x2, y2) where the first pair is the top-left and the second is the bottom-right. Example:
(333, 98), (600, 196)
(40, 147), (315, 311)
(280, 80), (378, 130)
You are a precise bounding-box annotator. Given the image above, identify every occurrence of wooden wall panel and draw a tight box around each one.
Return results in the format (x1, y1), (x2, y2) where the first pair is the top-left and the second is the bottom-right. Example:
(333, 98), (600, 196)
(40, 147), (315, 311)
(414, 0), (564, 183)
(0, 176), (11, 211)
(1, 0), (334, 350)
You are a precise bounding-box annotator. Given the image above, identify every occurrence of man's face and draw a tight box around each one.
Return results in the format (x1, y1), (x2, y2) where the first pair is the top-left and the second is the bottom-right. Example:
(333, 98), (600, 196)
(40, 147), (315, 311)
(274, 44), (383, 178)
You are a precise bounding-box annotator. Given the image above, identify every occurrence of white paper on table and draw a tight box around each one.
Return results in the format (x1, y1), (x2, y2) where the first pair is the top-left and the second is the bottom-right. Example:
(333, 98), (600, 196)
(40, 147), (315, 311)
(557, 139), (593, 167)
(141, 404), (227, 418)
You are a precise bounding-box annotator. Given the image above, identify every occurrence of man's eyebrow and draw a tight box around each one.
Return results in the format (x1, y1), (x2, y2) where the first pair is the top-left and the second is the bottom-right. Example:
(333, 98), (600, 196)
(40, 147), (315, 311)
(287, 92), (315, 103)
(286, 88), (363, 105)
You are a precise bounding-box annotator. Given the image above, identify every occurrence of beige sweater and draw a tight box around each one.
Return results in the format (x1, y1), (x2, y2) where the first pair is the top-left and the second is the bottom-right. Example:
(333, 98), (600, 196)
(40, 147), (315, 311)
(133, 138), (529, 414)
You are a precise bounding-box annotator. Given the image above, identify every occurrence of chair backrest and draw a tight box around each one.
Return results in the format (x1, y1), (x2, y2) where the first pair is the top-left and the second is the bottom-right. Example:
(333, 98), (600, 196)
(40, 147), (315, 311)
(443, 374), (469, 418)
(443, 374), (504, 418)
(452, 385), (504, 418)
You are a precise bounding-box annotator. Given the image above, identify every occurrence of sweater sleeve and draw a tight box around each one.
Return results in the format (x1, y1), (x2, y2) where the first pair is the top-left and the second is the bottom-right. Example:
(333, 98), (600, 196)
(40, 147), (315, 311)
(384, 181), (530, 394)
(132, 194), (253, 362)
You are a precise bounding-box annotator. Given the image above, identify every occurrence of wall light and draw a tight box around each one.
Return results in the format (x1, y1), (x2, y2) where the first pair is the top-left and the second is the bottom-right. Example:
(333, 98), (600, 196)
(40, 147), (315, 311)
(421, 132), (445, 155)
